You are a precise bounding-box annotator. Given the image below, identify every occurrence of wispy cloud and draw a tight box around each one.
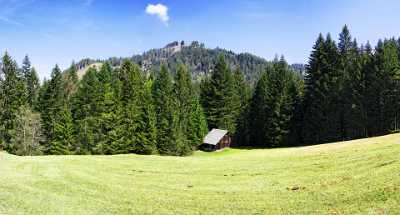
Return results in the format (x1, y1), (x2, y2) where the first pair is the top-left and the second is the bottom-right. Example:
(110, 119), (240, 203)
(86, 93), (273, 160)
(0, 0), (35, 26)
(145, 3), (169, 26)
(0, 15), (24, 26)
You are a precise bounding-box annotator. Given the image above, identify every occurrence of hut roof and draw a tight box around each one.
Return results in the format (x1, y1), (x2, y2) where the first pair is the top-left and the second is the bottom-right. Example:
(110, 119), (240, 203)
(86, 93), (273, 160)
(203, 129), (228, 145)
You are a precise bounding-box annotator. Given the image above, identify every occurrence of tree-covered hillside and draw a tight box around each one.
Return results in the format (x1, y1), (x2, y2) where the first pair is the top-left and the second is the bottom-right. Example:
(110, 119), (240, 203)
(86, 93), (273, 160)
(76, 41), (304, 83)
(1, 25), (399, 157)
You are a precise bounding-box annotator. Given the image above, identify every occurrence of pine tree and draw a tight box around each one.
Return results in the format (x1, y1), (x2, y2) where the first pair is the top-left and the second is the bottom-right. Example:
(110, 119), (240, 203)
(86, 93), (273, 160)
(174, 64), (208, 151)
(373, 39), (400, 134)
(72, 68), (101, 154)
(94, 63), (122, 154)
(286, 75), (304, 146)
(232, 68), (251, 145)
(21, 55), (31, 81)
(118, 60), (156, 154)
(0, 61), (3, 149)
(39, 65), (67, 154)
(152, 65), (177, 154)
(323, 34), (342, 142)
(360, 42), (374, 136)
(335, 26), (364, 140)
(201, 54), (236, 133)
(0, 53), (27, 150)
(137, 79), (158, 154)
(187, 98), (208, 149)
(26, 67), (40, 108)
(273, 57), (301, 147)
(50, 105), (75, 155)
(248, 68), (270, 146)
(248, 57), (300, 147)
(302, 34), (329, 144)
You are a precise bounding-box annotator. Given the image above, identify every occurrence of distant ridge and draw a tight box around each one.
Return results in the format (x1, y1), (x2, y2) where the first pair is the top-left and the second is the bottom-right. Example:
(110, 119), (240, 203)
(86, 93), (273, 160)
(74, 41), (305, 83)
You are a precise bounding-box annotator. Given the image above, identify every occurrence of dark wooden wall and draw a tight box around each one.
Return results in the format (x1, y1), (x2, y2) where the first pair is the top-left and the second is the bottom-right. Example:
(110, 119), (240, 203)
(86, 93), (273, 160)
(217, 135), (231, 149)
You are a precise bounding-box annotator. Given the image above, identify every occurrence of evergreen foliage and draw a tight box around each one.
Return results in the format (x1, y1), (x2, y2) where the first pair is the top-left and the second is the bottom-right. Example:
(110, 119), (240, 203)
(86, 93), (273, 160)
(118, 60), (157, 154)
(1, 25), (400, 156)
(38, 65), (67, 154)
(152, 65), (177, 154)
(201, 54), (237, 134)
(0, 53), (27, 149)
(246, 57), (302, 147)
(174, 64), (208, 152)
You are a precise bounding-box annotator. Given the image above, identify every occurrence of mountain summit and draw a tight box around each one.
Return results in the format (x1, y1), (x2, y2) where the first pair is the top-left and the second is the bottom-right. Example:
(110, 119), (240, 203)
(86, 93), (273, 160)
(76, 41), (304, 83)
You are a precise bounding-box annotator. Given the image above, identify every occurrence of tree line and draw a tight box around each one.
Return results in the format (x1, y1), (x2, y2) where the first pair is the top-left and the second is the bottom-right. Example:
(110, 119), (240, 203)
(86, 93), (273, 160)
(0, 55), (211, 156)
(237, 25), (400, 147)
(0, 25), (399, 156)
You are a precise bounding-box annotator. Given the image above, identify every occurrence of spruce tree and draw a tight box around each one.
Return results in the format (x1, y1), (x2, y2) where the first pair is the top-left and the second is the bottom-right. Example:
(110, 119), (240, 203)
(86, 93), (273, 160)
(72, 67), (102, 154)
(39, 65), (67, 154)
(152, 65), (177, 154)
(248, 57), (300, 147)
(232, 68), (251, 145)
(323, 34), (341, 142)
(373, 39), (400, 134)
(302, 34), (329, 144)
(360, 42), (374, 136)
(26, 67), (40, 108)
(21, 55), (31, 81)
(248, 68), (270, 146)
(0, 53), (27, 150)
(201, 54), (236, 133)
(94, 63), (122, 154)
(174, 64), (208, 151)
(50, 105), (75, 155)
(336, 26), (364, 140)
(119, 60), (156, 154)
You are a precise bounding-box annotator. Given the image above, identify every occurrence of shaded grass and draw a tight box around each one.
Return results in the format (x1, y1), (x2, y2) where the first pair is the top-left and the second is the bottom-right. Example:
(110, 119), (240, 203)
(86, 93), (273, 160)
(1, 134), (400, 214)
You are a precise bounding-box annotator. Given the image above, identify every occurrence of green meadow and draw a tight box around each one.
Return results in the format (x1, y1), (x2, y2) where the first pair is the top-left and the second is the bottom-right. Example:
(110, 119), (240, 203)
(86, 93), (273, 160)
(1, 134), (400, 214)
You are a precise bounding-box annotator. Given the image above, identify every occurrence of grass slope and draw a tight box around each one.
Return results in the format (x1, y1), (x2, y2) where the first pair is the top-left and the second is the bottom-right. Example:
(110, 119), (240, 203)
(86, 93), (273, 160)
(1, 134), (400, 214)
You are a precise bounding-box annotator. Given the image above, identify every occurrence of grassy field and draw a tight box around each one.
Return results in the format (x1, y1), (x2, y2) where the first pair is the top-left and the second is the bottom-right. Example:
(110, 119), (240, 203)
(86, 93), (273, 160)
(0, 134), (400, 214)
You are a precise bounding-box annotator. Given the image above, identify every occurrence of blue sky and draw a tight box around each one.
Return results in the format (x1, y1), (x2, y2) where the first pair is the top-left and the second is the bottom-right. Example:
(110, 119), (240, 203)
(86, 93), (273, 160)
(1, 0), (400, 79)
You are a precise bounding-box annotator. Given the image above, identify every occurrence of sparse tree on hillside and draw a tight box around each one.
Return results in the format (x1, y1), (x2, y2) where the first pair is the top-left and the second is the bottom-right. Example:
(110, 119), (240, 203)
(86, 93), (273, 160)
(9, 106), (43, 156)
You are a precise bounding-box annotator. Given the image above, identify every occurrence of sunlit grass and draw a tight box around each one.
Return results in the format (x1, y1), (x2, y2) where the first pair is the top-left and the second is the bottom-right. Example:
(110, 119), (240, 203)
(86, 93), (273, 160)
(1, 134), (400, 214)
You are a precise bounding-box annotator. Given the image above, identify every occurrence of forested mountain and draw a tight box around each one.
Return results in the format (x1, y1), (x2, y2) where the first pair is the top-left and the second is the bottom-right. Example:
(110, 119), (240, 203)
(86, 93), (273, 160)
(1, 25), (399, 157)
(75, 41), (304, 83)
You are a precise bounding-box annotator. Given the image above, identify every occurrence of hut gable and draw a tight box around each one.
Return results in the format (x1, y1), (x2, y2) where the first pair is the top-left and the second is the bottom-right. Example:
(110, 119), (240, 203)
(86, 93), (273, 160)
(203, 129), (228, 145)
(200, 129), (231, 151)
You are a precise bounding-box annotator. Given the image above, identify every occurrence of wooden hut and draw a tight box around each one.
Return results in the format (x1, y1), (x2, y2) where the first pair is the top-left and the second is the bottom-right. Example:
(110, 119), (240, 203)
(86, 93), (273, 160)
(200, 129), (231, 151)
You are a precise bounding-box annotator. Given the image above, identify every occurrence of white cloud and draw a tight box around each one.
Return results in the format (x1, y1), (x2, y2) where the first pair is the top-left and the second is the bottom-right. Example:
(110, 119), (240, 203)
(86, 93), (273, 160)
(145, 3), (169, 25)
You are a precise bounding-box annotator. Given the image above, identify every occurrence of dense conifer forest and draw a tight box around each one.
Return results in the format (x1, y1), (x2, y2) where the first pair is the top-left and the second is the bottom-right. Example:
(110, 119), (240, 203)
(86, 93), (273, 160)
(0, 25), (399, 156)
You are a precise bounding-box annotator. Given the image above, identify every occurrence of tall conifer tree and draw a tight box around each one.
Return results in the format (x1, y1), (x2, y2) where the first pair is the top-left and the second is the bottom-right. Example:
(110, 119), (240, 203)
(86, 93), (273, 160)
(119, 60), (156, 154)
(0, 53), (27, 149)
(201, 54), (236, 133)
(39, 65), (68, 154)
(174, 64), (208, 151)
(152, 65), (177, 154)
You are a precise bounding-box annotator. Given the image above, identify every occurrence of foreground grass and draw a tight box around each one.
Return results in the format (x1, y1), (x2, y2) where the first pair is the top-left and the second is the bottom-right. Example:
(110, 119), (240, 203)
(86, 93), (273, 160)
(1, 134), (400, 214)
